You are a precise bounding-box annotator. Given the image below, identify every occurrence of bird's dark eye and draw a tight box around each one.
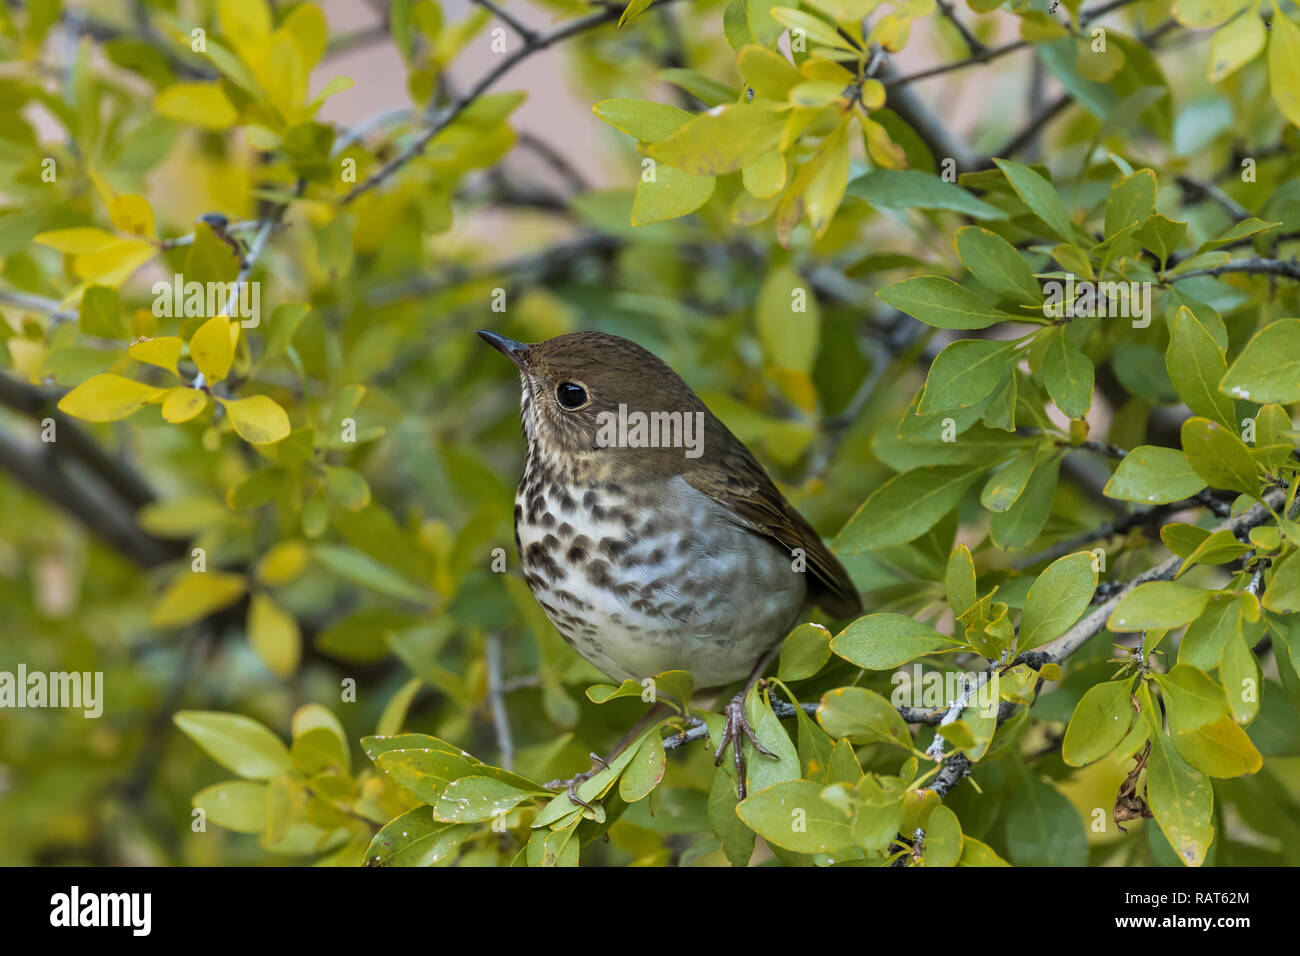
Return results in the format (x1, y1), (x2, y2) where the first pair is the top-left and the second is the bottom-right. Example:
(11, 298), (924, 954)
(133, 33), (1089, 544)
(556, 382), (588, 409)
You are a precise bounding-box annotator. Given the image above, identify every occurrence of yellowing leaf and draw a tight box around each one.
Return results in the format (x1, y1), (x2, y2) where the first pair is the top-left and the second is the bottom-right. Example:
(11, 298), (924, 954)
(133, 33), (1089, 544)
(221, 395), (291, 444)
(248, 593), (301, 677)
(190, 316), (236, 383)
(1267, 9), (1300, 129)
(129, 336), (184, 376)
(646, 104), (787, 176)
(57, 374), (169, 422)
(256, 540), (310, 586)
(33, 227), (118, 254)
(162, 386), (208, 423)
(264, 30), (307, 120)
(1171, 0), (1251, 29)
(150, 570), (247, 628)
(220, 0), (273, 68)
(282, 2), (328, 69)
(154, 83), (239, 130)
(1209, 11), (1266, 82)
(631, 165), (716, 225)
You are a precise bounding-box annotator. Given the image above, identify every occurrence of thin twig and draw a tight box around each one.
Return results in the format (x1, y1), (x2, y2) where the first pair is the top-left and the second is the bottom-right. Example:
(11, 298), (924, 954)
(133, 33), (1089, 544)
(1167, 257), (1300, 283)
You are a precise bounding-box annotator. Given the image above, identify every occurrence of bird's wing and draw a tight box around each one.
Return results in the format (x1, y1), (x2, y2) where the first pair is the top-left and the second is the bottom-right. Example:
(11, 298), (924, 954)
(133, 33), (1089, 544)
(683, 433), (862, 620)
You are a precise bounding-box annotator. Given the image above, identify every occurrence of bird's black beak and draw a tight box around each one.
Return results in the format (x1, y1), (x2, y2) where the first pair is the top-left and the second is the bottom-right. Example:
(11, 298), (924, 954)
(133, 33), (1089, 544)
(477, 330), (530, 372)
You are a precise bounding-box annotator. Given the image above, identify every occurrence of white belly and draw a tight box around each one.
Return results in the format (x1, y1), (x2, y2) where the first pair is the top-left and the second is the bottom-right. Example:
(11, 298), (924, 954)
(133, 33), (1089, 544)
(516, 474), (806, 687)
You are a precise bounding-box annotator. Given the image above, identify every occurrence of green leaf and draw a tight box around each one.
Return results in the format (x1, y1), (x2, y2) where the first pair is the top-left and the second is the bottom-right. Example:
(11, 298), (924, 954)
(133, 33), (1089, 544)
(193, 781), (268, 833)
(1178, 595), (1241, 669)
(734, 779), (855, 854)
(708, 766), (755, 866)
(619, 732), (666, 802)
(365, 807), (472, 866)
(955, 226), (1041, 305)
(313, 544), (433, 604)
(1171, 0), (1251, 28)
(836, 465), (985, 551)
(1134, 214), (1187, 267)
(830, 613), (960, 669)
(847, 170), (1007, 220)
(921, 805), (963, 867)
(79, 285), (129, 339)
(816, 687), (912, 748)
(1179, 417), (1259, 498)
(993, 158), (1077, 243)
(1145, 731), (1215, 866)
(1104, 168), (1156, 238)
(1003, 774), (1088, 865)
(945, 543), (977, 617)
(1166, 306), (1234, 427)
(1103, 446), (1207, 504)
(1219, 319), (1300, 404)
(1160, 666), (1262, 777)
(1062, 680), (1135, 766)
(1263, 552), (1300, 614)
(980, 448), (1037, 514)
(1220, 629), (1260, 725)
(756, 265), (820, 374)
(877, 277), (1019, 331)
(919, 340), (1016, 414)
(1020, 552), (1098, 651)
(1043, 329), (1093, 418)
(777, 622), (833, 681)
(989, 456), (1061, 550)
(433, 775), (544, 823)
(174, 711), (291, 780)
(1108, 581), (1211, 632)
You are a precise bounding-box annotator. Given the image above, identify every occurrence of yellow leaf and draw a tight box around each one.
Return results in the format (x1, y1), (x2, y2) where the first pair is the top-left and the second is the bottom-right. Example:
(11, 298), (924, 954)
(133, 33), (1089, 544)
(221, 395), (291, 444)
(282, 2), (328, 69)
(248, 593), (301, 676)
(154, 83), (239, 130)
(256, 540), (310, 586)
(57, 374), (169, 422)
(33, 227), (118, 254)
(109, 195), (156, 238)
(150, 570), (247, 628)
(6, 339), (44, 383)
(264, 31), (307, 120)
(1267, 8), (1300, 128)
(129, 336), (184, 376)
(220, 0), (273, 68)
(72, 238), (157, 287)
(162, 387), (208, 423)
(862, 117), (908, 169)
(190, 316), (236, 383)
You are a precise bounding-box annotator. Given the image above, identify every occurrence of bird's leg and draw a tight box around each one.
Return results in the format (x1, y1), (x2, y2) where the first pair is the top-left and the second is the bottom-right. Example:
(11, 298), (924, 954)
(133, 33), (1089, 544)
(545, 702), (670, 808)
(713, 647), (782, 801)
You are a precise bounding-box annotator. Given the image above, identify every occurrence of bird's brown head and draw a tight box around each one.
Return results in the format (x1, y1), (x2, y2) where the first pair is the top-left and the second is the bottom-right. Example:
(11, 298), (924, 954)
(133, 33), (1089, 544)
(477, 329), (712, 477)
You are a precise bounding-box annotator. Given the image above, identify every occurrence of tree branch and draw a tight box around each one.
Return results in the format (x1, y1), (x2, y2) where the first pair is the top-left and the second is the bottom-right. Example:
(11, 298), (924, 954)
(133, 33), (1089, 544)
(340, 1), (684, 205)
(1167, 257), (1300, 283)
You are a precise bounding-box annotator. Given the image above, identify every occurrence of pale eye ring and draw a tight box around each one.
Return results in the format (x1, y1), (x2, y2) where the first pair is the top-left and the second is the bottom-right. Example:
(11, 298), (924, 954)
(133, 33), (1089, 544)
(556, 381), (588, 410)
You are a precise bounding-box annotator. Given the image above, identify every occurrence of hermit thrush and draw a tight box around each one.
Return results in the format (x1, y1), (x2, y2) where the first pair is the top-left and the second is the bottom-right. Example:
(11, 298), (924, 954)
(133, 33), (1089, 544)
(479, 329), (861, 797)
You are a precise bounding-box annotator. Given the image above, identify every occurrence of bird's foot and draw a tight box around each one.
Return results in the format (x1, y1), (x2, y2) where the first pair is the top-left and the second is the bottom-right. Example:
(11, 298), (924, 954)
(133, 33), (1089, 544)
(544, 752), (609, 811)
(714, 687), (777, 801)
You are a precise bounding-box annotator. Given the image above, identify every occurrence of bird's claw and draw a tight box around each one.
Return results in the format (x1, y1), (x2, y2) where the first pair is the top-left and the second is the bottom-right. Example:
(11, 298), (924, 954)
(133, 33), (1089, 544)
(714, 690), (776, 800)
(545, 752), (609, 810)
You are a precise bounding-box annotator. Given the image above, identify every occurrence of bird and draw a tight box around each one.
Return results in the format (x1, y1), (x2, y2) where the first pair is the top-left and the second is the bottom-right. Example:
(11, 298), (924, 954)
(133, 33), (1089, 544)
(478, 328), (861, 799)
